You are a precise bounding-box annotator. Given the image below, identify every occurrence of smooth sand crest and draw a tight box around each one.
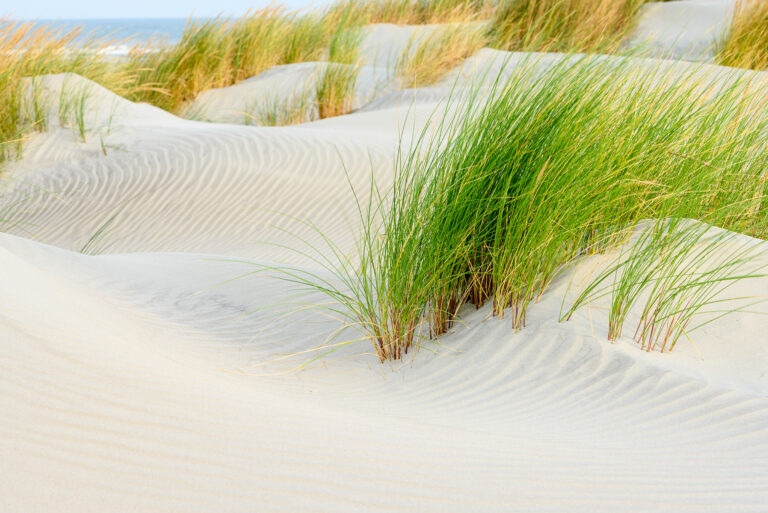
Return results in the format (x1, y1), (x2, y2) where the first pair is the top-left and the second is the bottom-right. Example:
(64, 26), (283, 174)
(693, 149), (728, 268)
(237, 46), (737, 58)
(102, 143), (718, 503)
(627, 0), (737, 60)
(2, 12), (768, 513)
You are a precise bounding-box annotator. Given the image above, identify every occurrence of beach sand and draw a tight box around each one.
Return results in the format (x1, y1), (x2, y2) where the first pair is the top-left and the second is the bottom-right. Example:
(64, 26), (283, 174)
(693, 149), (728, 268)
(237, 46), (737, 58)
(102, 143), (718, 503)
(2, 2), (767, 511)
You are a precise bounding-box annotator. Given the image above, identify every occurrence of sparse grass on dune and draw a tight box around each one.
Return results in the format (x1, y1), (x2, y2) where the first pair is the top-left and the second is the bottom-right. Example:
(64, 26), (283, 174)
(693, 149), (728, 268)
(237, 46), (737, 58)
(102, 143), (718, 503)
(284, 56), (768, 361)
(489, 0), (647, 52)
(718, 0), (768, 71)
(0, 19), (140, 164)
(127, 8), (333, 113)
(250, 9), (363, 125)
(396, 23), (488, 88)
(0, 0), (668, 138)
(315, 10), (363, 120)
(328, 0), (494, 26)
(314, 63), (360, 119)
(563, 219), (767, 353)
(248, 91), (313, 126)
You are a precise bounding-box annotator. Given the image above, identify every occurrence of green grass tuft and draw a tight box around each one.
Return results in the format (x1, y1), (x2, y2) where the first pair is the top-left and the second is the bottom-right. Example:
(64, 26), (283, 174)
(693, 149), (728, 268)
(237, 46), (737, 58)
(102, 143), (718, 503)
(287, 55), (768, 360)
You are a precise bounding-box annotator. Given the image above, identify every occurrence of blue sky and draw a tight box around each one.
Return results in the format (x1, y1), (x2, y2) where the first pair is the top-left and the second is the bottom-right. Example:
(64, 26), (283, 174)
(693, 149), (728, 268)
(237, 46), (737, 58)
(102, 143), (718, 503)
(7, 0), (329, 19)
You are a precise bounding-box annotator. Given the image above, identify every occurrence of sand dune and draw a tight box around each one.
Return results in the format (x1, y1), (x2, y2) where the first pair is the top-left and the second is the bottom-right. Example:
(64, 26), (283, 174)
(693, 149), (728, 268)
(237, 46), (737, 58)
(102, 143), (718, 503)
(2, 8), (768, 512)
(628, 0), (736, 60)
(1, 230), (767, 512)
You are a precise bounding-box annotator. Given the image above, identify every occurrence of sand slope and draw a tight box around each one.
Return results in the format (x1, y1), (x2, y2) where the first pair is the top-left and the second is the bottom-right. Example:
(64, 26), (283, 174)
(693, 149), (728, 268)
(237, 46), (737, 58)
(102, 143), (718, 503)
(1, 232), (767, 512)
(628, 0), (736, 60)
(2, 11), (768, 512)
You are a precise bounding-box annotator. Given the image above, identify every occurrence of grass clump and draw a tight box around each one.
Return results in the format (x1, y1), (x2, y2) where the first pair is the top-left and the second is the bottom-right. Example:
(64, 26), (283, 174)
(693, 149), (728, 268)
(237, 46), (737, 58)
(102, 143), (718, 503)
(288, 55), (768, 361)
(0, 19), (137, 164)
(328, 0), (493, 25)
(248, 91), (314, 126)
(315, 13), (363, 120)
(127, 8), (333, 113)
(489, 0), (647, 52)
(717, 0), (768, 71)
(129, 6), (365, 121)
(564, 219), (767, 351)
(396, 23), (488, 88)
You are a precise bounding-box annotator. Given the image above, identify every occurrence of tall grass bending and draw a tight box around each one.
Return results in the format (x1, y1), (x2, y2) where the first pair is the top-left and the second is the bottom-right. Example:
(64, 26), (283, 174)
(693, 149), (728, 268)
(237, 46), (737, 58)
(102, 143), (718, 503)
(718, 0), (768, 71)
(291, 55), (768, 360)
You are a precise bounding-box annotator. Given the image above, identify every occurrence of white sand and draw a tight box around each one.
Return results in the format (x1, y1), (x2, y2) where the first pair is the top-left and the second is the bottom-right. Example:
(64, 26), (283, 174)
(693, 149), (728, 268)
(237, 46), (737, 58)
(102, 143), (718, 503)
(627, 0), (736, 61)
(2, 11), (768, 512)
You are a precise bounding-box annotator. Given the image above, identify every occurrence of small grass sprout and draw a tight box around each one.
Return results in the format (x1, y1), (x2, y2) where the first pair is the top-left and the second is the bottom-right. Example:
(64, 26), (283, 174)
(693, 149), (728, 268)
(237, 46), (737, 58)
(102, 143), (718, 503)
(489, 0), (647, 52)
(248, 90), (314, 126)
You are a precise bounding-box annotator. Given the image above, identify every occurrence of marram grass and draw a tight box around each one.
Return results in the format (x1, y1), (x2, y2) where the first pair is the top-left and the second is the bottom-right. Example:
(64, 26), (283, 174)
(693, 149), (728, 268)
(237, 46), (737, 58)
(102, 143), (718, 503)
(327, 0), (494, 26)
(0, 0), (680, 152)
(282, 55), (768, 361)
(396, 23), (488, 88)
(1, 4), (766, 362)
(315, 10), (363, 120)
(489, 0), (647, 52)
(718, 0), (768, 71)
(0, 19), (140, 164)
(563, 219), (768, 352)
(126, 8), (334, 113)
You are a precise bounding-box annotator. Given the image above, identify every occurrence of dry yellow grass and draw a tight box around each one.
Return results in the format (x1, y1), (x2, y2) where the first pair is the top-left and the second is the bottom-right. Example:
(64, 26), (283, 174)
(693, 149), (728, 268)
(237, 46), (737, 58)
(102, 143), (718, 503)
(490, 0), (647, 52)
(0, 19), (140, 162)
(315, 11), (363, 120)
(328, 0), (494, 25)
(0, 0), (667, 160)
(397, 24), (488, 88)
(718, 0), (768, 70)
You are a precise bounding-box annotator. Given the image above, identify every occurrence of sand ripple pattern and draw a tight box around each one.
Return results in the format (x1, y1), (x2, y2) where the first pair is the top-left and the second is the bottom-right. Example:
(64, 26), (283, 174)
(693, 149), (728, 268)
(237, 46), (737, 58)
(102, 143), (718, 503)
(2, 24), (768, 510)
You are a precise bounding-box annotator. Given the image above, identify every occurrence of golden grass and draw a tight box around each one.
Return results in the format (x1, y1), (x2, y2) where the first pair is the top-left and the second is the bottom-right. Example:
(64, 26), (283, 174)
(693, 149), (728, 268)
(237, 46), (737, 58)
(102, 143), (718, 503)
(489, 0), (647, 52)
(717, 0), (768, 70)
(328, 0), (494, 25)
(397, 23), (488, 88)
(126, 8), (334, 113)
(0, 19), (140, 162)
(0, 0), (677, 159)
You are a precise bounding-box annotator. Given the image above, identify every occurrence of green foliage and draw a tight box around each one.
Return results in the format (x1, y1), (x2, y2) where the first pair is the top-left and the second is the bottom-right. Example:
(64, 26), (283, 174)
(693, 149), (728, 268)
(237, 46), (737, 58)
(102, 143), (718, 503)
(396, 24), (487, 88)
(563, 219), (768, 351)
(291, 56), (768, 360)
